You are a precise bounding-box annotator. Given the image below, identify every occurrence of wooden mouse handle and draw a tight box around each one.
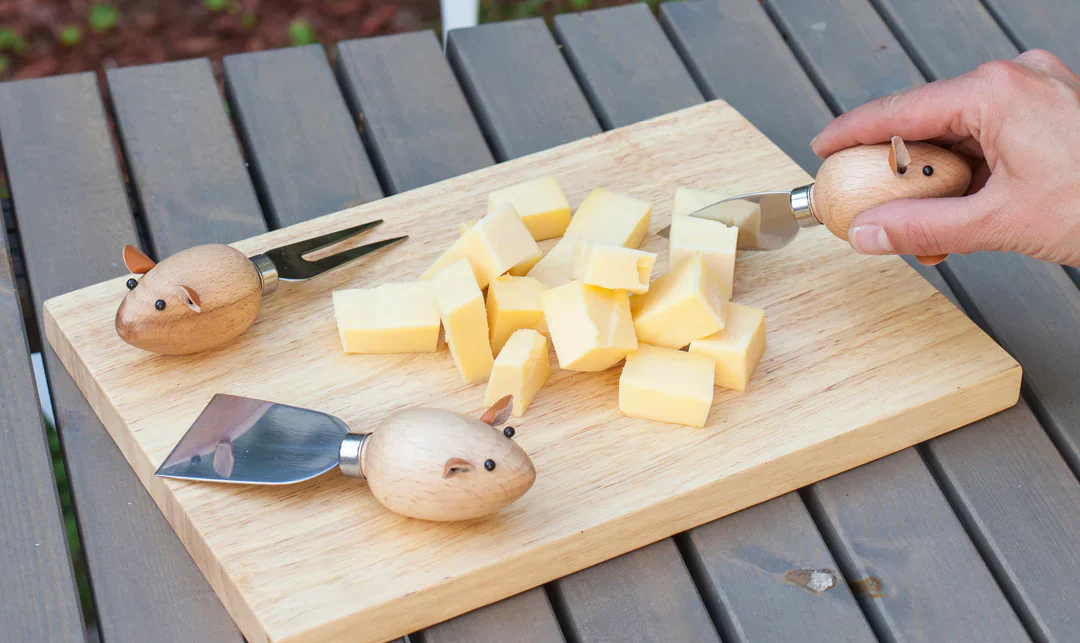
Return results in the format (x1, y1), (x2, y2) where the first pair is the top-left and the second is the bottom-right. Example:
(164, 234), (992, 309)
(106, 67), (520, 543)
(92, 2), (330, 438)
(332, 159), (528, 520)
(811, 140), (972, 244)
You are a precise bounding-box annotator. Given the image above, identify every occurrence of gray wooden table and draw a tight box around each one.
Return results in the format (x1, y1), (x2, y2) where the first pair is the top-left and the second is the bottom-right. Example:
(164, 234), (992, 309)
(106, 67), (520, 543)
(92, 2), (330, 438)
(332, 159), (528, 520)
(3, 1), (1080, 641)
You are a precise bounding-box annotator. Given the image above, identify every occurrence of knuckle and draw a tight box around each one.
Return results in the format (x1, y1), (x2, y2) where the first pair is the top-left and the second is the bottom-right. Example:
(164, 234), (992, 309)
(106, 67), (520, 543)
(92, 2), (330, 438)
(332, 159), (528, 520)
(974, 59), (1026, 88)
(1016, 48), (1065, 68)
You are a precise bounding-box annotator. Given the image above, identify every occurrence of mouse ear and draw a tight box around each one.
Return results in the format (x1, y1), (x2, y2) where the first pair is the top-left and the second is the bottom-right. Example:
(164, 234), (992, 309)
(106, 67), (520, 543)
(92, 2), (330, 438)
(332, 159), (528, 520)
(479, 395), (514, 426)
(123, 245), (156, 274)
(888, 136), (910, 176)
(176, 285), (202, 313)
(442, 457), (475, 479)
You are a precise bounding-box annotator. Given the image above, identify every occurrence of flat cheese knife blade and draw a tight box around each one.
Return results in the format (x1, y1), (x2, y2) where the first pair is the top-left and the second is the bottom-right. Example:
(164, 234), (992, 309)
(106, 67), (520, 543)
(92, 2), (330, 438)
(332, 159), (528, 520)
(656, 139), (973, 253)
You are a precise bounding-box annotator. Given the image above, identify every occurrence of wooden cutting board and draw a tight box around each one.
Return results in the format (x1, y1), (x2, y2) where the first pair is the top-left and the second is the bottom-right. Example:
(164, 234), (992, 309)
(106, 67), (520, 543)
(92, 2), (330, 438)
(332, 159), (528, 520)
(44, 100), (1021, 643)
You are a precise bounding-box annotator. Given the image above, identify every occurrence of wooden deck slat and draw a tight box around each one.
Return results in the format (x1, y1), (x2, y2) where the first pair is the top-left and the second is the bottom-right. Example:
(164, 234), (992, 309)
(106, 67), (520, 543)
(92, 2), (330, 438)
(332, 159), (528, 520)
(329, 30), (563, 641)
(416, 589), (565, 643)
(336, 31), (495, 194)
(0, 72), (242, 643)
(979, 0), (1080, 68)
(805, 449), (1029, 642)
(857, 4), (1080, 638)
(681, 494), (875, 643)
(106, 59), (267, 256)
(444, 16), (723, 639)
(446, 19), (602, 160)
(555, 6), (873, 639)
(763, 0), (925, 112)
(552, 5), (704, 129)
(222, 45), (383, 228)
(665, 1), (1039, 639)
(658, 0), (831, 172)
(0, 218), (85, 642)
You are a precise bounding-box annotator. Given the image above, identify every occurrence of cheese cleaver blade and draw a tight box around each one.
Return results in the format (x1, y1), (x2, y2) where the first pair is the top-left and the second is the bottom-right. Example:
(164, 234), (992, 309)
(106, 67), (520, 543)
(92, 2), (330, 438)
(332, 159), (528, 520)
(655, 139), (973, 259)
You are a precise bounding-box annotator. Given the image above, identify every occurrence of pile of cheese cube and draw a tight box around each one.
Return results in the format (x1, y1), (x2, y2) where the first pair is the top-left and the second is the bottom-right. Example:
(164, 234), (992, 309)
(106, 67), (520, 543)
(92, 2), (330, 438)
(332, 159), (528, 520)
(333, 178), (766, 427)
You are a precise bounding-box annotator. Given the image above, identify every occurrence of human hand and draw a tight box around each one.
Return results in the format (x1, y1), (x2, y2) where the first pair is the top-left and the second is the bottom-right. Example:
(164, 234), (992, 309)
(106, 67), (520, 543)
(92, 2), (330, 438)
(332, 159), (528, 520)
(811, 49), (1080, 267)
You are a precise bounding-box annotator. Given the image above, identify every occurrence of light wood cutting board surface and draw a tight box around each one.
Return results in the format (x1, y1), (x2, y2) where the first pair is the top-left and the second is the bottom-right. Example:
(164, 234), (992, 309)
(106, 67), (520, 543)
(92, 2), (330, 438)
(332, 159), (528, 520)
(43, 100), (1021, 643)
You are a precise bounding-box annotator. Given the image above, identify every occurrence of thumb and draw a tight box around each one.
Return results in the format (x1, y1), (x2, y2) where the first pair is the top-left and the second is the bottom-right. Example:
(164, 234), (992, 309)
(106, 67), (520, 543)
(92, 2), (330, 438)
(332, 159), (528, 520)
(845, 190), (1001, 257)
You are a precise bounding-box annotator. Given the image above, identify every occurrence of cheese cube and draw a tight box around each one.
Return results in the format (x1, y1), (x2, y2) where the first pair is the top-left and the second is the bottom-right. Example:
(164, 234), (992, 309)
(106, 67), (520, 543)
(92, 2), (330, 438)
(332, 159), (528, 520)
(333, 282), (440, 353)
(421, 204), (541, 288)
(689, 303), (766, 392)
(485, 329), (550, 416)
(527, 234), (580, 288)
(459, 219), (477, 235)
(487, 276), (549, 356)
(566, 187), (652, 249)
(673, 187), (761, 249)
(571, 240), (656, 294)
(459, 218), (537, 276)
(669, 215), (739, 298)
(631, 256), (728, 349)
(541, 281), (638, 371)
(488, 177), (571, 241)
(431, 259), (494, 384)
(619, 344), (715, 428)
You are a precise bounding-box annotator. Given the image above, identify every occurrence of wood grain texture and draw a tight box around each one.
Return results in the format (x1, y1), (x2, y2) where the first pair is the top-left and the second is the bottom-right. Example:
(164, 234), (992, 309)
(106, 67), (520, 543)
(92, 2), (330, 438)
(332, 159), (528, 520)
(446, 19), (602, 160)
(467, 13), (718, 638)
(549, 539), (720, 643)
(552, 5), (704, 129)
(658, 0), (831, 172)
(415, 589), (564, 643)
(868, 0), (1018, 77)
(106, 59), (267, 257)
(680, 493), (875, 643)
(924, 400), (1080, 642)
(336, 31), (495, 194)
(223, 45), (383, 229)
(979, 0), (1080, 69)
(0, 219), (85, 642)
(44, 101), (1019, 643)
(0, 72), (243, 643)
(763, 0), (925, 113)
(804, 449), (1029, 642)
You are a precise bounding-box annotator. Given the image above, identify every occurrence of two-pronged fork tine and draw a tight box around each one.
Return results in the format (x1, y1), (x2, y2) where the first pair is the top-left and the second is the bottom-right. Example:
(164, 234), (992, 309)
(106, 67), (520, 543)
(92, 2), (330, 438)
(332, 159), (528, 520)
(262, 220), (408, 281)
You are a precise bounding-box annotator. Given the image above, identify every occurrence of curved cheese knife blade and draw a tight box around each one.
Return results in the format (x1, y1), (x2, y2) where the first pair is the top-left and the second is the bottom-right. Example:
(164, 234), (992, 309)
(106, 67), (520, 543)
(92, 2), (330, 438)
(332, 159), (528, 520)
(656, 189), (812, 250)
(155, 394), (349, 485)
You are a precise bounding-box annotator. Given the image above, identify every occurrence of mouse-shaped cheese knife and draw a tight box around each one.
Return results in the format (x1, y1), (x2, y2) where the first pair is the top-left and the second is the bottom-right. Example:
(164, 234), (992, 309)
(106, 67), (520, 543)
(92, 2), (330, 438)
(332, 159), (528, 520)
(116, 220), (407, 355)
(660, 138), (971, 264)
(155, 394), (536, 521)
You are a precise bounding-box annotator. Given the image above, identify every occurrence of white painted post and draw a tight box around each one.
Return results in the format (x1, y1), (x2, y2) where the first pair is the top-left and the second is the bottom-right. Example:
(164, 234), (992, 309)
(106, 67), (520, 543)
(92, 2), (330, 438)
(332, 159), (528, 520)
(440, 0), (481, 49)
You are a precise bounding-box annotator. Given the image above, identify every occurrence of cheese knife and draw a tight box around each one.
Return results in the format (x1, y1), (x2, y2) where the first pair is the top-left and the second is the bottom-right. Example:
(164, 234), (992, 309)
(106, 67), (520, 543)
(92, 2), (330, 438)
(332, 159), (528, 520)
(659, 138), (971, 264)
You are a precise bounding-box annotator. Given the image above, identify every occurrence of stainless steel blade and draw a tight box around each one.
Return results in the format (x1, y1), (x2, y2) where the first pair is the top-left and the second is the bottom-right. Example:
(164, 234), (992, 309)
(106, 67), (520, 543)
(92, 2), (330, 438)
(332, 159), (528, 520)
(656, 190), (802, 250)
(155, 394), (350, 485)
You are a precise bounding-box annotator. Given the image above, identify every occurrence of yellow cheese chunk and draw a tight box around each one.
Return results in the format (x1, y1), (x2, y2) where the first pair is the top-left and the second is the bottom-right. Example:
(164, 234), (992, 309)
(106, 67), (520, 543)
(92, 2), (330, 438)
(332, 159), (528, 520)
(485, 329), (550, 416)
(571, 240), (656, 294)
(689, 303), (766, 392)
(431, 259), (494, 384)
(458, 217), (537, 276)
(487, 275), (549, 356)
(673, 187), (761, 249)
(565, 187), (652, 249)
(541, 281), (637, 371)
(333, 282), (440, 353)
(669, 215), (739, 298)
(527, 234), (580, 288)
(421, 204), (540, 288)
(488, 177), (571, 241)
(631, 256), (728, 349)
(619, 344), (715, 428)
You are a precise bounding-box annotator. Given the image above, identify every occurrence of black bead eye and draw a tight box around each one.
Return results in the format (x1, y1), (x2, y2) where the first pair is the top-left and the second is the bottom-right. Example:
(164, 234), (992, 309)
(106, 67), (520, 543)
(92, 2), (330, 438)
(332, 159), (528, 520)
(503, 426), (515, 439)
(126, 278), (138, 290)
(190, 454), (201, 465)
(484, 459), (496, 471)
(154, 299), (166, 311)
(922, 165), (934, 176)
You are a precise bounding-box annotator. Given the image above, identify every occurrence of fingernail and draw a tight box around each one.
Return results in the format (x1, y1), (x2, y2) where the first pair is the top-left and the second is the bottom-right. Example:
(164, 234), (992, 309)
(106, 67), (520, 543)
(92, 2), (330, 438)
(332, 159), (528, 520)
(810, 134), (819, 147)
(849, 225), (894, 254)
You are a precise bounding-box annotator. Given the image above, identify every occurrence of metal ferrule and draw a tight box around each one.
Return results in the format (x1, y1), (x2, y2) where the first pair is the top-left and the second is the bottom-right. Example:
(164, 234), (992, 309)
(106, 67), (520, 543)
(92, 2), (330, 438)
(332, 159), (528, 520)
(250, 254), (279, 296)
(790, 184), (820, 228)
(338, 433), (367, 479)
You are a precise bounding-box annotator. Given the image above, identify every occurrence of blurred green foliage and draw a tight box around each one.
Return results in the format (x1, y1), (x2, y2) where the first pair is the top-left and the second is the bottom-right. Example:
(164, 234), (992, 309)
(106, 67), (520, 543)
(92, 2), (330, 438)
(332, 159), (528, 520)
(288, 20), (318, 46)
(58, 25), (83, 47)
(88, 4), (120, 34)
(46, 417), (96, 623)
(480, 0), (675, 24)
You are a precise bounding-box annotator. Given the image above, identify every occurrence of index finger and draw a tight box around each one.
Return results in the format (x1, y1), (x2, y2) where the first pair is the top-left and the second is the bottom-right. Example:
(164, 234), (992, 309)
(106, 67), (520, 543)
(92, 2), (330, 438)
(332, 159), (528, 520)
(811, 75), (985, 158)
